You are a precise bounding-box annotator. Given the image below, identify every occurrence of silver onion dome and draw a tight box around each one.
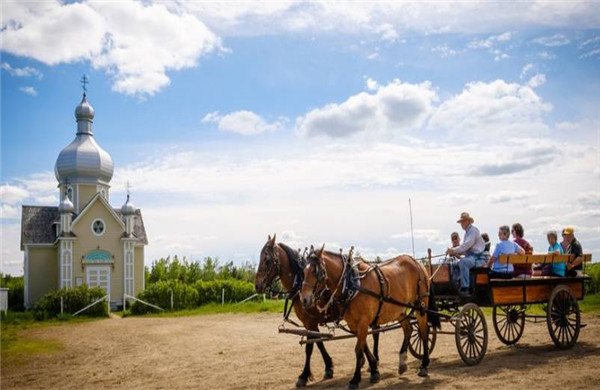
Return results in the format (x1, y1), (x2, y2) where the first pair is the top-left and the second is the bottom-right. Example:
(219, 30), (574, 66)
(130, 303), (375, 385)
(59, 194), (74, 213)
(55, 94), (114, 185)
(121, 194), (136, 215)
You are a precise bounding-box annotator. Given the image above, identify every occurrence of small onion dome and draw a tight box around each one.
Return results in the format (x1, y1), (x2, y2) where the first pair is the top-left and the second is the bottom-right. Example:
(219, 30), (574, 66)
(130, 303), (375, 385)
(75, 93), (95, 123)
(121, 194), (136, 215)
(59, 195), (74, 213)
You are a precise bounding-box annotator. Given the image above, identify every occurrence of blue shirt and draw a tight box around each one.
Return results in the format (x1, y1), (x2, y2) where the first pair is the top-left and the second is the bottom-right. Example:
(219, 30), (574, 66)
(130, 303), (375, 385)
(548, 242), (565, 276)
(491, 240), (520, 273)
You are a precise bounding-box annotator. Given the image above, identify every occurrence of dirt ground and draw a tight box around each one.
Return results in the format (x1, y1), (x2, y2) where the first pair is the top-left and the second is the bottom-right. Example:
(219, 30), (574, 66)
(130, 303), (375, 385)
(2, 312), (600, 390)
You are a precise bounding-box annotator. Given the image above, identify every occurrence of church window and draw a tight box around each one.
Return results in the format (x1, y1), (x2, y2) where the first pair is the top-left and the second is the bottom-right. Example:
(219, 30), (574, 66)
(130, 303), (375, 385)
(67, 186), (73, 201)
(91, 219), (105, 236)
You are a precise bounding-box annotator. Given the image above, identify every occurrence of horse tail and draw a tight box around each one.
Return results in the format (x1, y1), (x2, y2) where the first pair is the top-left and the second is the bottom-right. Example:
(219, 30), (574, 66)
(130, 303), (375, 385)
(427, 285), (441, 330)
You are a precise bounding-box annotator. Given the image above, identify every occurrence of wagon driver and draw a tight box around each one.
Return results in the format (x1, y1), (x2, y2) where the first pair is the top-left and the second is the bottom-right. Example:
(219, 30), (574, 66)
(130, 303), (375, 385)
(446, 212), (487, 295)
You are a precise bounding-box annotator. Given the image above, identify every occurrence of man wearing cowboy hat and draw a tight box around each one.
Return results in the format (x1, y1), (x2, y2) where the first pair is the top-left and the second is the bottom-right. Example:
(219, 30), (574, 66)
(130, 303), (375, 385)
(446, 212), (487, 295)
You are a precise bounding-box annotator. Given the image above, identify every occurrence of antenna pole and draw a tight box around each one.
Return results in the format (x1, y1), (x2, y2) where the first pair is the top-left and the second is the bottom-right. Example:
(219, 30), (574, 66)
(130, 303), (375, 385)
(409, 198), (415, 259)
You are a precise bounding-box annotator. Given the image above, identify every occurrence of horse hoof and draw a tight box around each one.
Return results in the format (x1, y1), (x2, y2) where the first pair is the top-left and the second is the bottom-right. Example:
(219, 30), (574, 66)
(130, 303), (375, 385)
(398, 364), (407, 375)
(370, 372), (380, 383)
(348, 383), (359, 390)
(418, 367), (429, 377)
(323, 369), (334, 380)
(296, 378), (308, 387)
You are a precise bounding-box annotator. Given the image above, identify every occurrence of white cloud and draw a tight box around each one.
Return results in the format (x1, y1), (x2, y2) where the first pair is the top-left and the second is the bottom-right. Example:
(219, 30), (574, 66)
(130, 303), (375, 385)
(578, 192), (600, 207)
(474, 145), (559, 176)
(527, 73), (546, 88)
(1, 0), (223, 97)
(538, 51), (557, 60)
(487, 190), (537, 203)
(468, 31), (514, 60)
(365, 77), (379, 91)
(533, 33), (570, 47)
(437, 193), (478, 206)
(19, 86), (37, 96)
(0, 185), (29, 204)
(429, 79), (552, 137)
(391, 229), (444, 244)
(296, 79), (437, 138)
(1, 62), (42, 78)
(202, 110), (288, 135)
(367, 51), (379, 60)
(432, 44), (459, 58)
(580, 48), (600, 59)
(375, 23), (399, 43)
(520, 63), (534, 79)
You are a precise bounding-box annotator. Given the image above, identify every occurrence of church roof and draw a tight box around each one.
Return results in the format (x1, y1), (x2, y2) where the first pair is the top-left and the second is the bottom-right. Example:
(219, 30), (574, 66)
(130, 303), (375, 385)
(21, 205), (148, 250)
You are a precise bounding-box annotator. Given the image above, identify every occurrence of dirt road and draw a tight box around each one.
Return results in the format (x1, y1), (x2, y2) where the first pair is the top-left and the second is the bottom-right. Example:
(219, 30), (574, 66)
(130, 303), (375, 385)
(2, 312), (600, 389)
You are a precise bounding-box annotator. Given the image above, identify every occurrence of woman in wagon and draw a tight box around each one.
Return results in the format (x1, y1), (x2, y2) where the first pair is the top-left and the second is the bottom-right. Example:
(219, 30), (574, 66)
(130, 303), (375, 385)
(511, 223), (533, 277)
(487, 225), (525, 279)
(446, 212), (487, 296)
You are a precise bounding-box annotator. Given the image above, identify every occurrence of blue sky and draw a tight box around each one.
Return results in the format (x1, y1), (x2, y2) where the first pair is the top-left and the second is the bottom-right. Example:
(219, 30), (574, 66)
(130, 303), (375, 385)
(1, 1), (600, 275)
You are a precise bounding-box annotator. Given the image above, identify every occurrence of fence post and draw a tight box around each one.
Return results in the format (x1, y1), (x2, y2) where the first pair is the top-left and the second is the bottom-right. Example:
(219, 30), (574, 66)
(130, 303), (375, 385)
(107, 294), (111, 315)
(60, 296), (64, 315)
(221, 288), (225, 305)
(263, 293), (266, 302)
(170, 289), (174, 311)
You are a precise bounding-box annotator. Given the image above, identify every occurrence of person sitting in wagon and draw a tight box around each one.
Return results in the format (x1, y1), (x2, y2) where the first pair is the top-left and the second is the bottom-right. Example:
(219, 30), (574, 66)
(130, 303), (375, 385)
(446, 212), (487, 295)
(487, 225), (525, 279)
(563, 227), (584, 277)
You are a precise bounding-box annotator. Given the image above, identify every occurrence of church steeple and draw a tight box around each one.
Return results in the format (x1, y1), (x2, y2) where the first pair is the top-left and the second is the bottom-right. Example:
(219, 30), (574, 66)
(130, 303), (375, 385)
(54, 76), (114, 211)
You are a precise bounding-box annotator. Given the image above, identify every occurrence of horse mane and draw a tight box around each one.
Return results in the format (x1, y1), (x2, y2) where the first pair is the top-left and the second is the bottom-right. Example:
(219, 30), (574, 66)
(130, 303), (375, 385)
(279, 242), (305, 277)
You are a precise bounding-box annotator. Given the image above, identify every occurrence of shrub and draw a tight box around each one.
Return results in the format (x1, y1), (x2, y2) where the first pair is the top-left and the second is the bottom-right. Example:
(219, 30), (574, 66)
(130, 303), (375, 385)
(585, 262), (600, 294)
(131, 280), (199, 315)
(195, 280), (255, 305)
(0, 275), (25, 312)
(32, 285), (108, 320)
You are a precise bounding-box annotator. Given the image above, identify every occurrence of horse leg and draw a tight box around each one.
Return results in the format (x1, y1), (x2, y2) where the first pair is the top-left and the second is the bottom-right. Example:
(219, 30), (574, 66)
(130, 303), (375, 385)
(398, 317), (411, 375)
(349, 327), (367, 389)
(372, 326), (380, 362)
(296, 337), (315, 387)
(364, 344), (380, 383)
(417, 311), (430, 377)
(316, 341), (334, 379)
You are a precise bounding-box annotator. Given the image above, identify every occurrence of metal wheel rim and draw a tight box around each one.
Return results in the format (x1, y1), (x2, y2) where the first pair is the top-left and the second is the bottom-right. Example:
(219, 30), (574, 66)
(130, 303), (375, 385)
(493, 305), (525, 345)
(408, 320), (437, 359)
(547, 285), (580, 350)
(455, 303), (488, 366)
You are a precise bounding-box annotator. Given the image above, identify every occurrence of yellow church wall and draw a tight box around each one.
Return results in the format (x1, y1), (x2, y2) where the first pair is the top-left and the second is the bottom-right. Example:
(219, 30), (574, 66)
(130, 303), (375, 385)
(134, 246), (145, 294)
(72, 199), (125, 299)
(28, 247), (59, 304)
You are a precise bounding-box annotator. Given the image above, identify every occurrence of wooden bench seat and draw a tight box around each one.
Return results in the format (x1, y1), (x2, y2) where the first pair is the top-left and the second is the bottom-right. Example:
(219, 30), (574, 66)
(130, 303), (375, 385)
(498, 253), (592, 265)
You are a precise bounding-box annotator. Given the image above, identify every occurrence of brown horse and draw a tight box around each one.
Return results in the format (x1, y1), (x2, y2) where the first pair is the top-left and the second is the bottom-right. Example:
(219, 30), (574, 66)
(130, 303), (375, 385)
(255, 235), (381, 387)
(301, 245), (440, 389)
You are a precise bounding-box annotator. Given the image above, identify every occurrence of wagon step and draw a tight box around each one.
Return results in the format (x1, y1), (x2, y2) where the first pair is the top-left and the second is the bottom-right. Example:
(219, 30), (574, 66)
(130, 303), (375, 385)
(278, 328), (334, 338)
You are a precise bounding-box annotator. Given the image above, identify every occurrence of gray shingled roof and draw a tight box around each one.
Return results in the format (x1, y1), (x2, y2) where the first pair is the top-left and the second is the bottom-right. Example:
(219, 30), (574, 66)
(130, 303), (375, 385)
(21, 206), (60, 249)
(20, 206), (148, 249)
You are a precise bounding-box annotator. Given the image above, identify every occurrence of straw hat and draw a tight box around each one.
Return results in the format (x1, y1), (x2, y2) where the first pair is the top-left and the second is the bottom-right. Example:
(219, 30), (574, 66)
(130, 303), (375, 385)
(456, 212), (474, 223)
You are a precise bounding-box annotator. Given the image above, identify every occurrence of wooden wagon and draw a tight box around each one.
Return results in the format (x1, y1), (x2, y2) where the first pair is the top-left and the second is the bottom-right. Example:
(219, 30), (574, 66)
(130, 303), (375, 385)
(407, 250), (593, 365)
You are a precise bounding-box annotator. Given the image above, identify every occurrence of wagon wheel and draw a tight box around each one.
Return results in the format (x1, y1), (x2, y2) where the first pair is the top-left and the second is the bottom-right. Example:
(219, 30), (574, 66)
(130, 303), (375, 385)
(547, 285), (580, 350)
(408, 319), (437, 359)
(492, 305), (525, 345)
(455, 303), (488, 366)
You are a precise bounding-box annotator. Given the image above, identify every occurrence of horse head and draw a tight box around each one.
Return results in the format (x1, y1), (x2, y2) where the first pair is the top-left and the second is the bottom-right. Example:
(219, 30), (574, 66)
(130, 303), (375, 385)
(300, 243), (327, 308)
(255, 233), (279, 293)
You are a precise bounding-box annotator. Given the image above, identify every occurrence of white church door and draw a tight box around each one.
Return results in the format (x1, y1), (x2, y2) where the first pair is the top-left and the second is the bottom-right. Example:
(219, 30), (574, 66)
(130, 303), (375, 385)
(87, 266), (111, 296)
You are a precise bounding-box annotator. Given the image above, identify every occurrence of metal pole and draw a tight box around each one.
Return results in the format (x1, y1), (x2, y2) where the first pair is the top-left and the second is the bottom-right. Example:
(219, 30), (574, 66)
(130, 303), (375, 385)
(107, 294), (111, 316)
(409, 198), (416, 259)
(170, 289), (173, 310)
(61, 296), (64, 315)
(222, 288), (225, 305)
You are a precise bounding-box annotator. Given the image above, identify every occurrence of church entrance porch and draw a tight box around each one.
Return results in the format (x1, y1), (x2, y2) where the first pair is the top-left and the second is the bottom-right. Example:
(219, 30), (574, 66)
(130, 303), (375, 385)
(86, 266), (111, 296)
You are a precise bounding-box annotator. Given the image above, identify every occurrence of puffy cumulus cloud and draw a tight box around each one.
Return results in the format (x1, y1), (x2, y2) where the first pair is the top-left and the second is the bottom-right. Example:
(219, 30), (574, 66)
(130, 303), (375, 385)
(0, 62), (42, 78)
(296, 79), (437, 138)
(428, 79), (552, 138)
(527, 73), (546, 88)
(486, 190), (537, 203)
(1, 0), (223, 97)
(202, 110), (288, 135)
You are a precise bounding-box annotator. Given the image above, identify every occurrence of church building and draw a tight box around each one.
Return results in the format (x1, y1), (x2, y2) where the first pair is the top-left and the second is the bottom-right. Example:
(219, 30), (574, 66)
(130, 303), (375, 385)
(21, 91), (148, 308)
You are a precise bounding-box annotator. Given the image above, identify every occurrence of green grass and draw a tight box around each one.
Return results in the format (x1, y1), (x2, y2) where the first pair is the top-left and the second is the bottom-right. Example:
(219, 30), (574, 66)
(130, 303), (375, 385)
(125, 299), (286, 318)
